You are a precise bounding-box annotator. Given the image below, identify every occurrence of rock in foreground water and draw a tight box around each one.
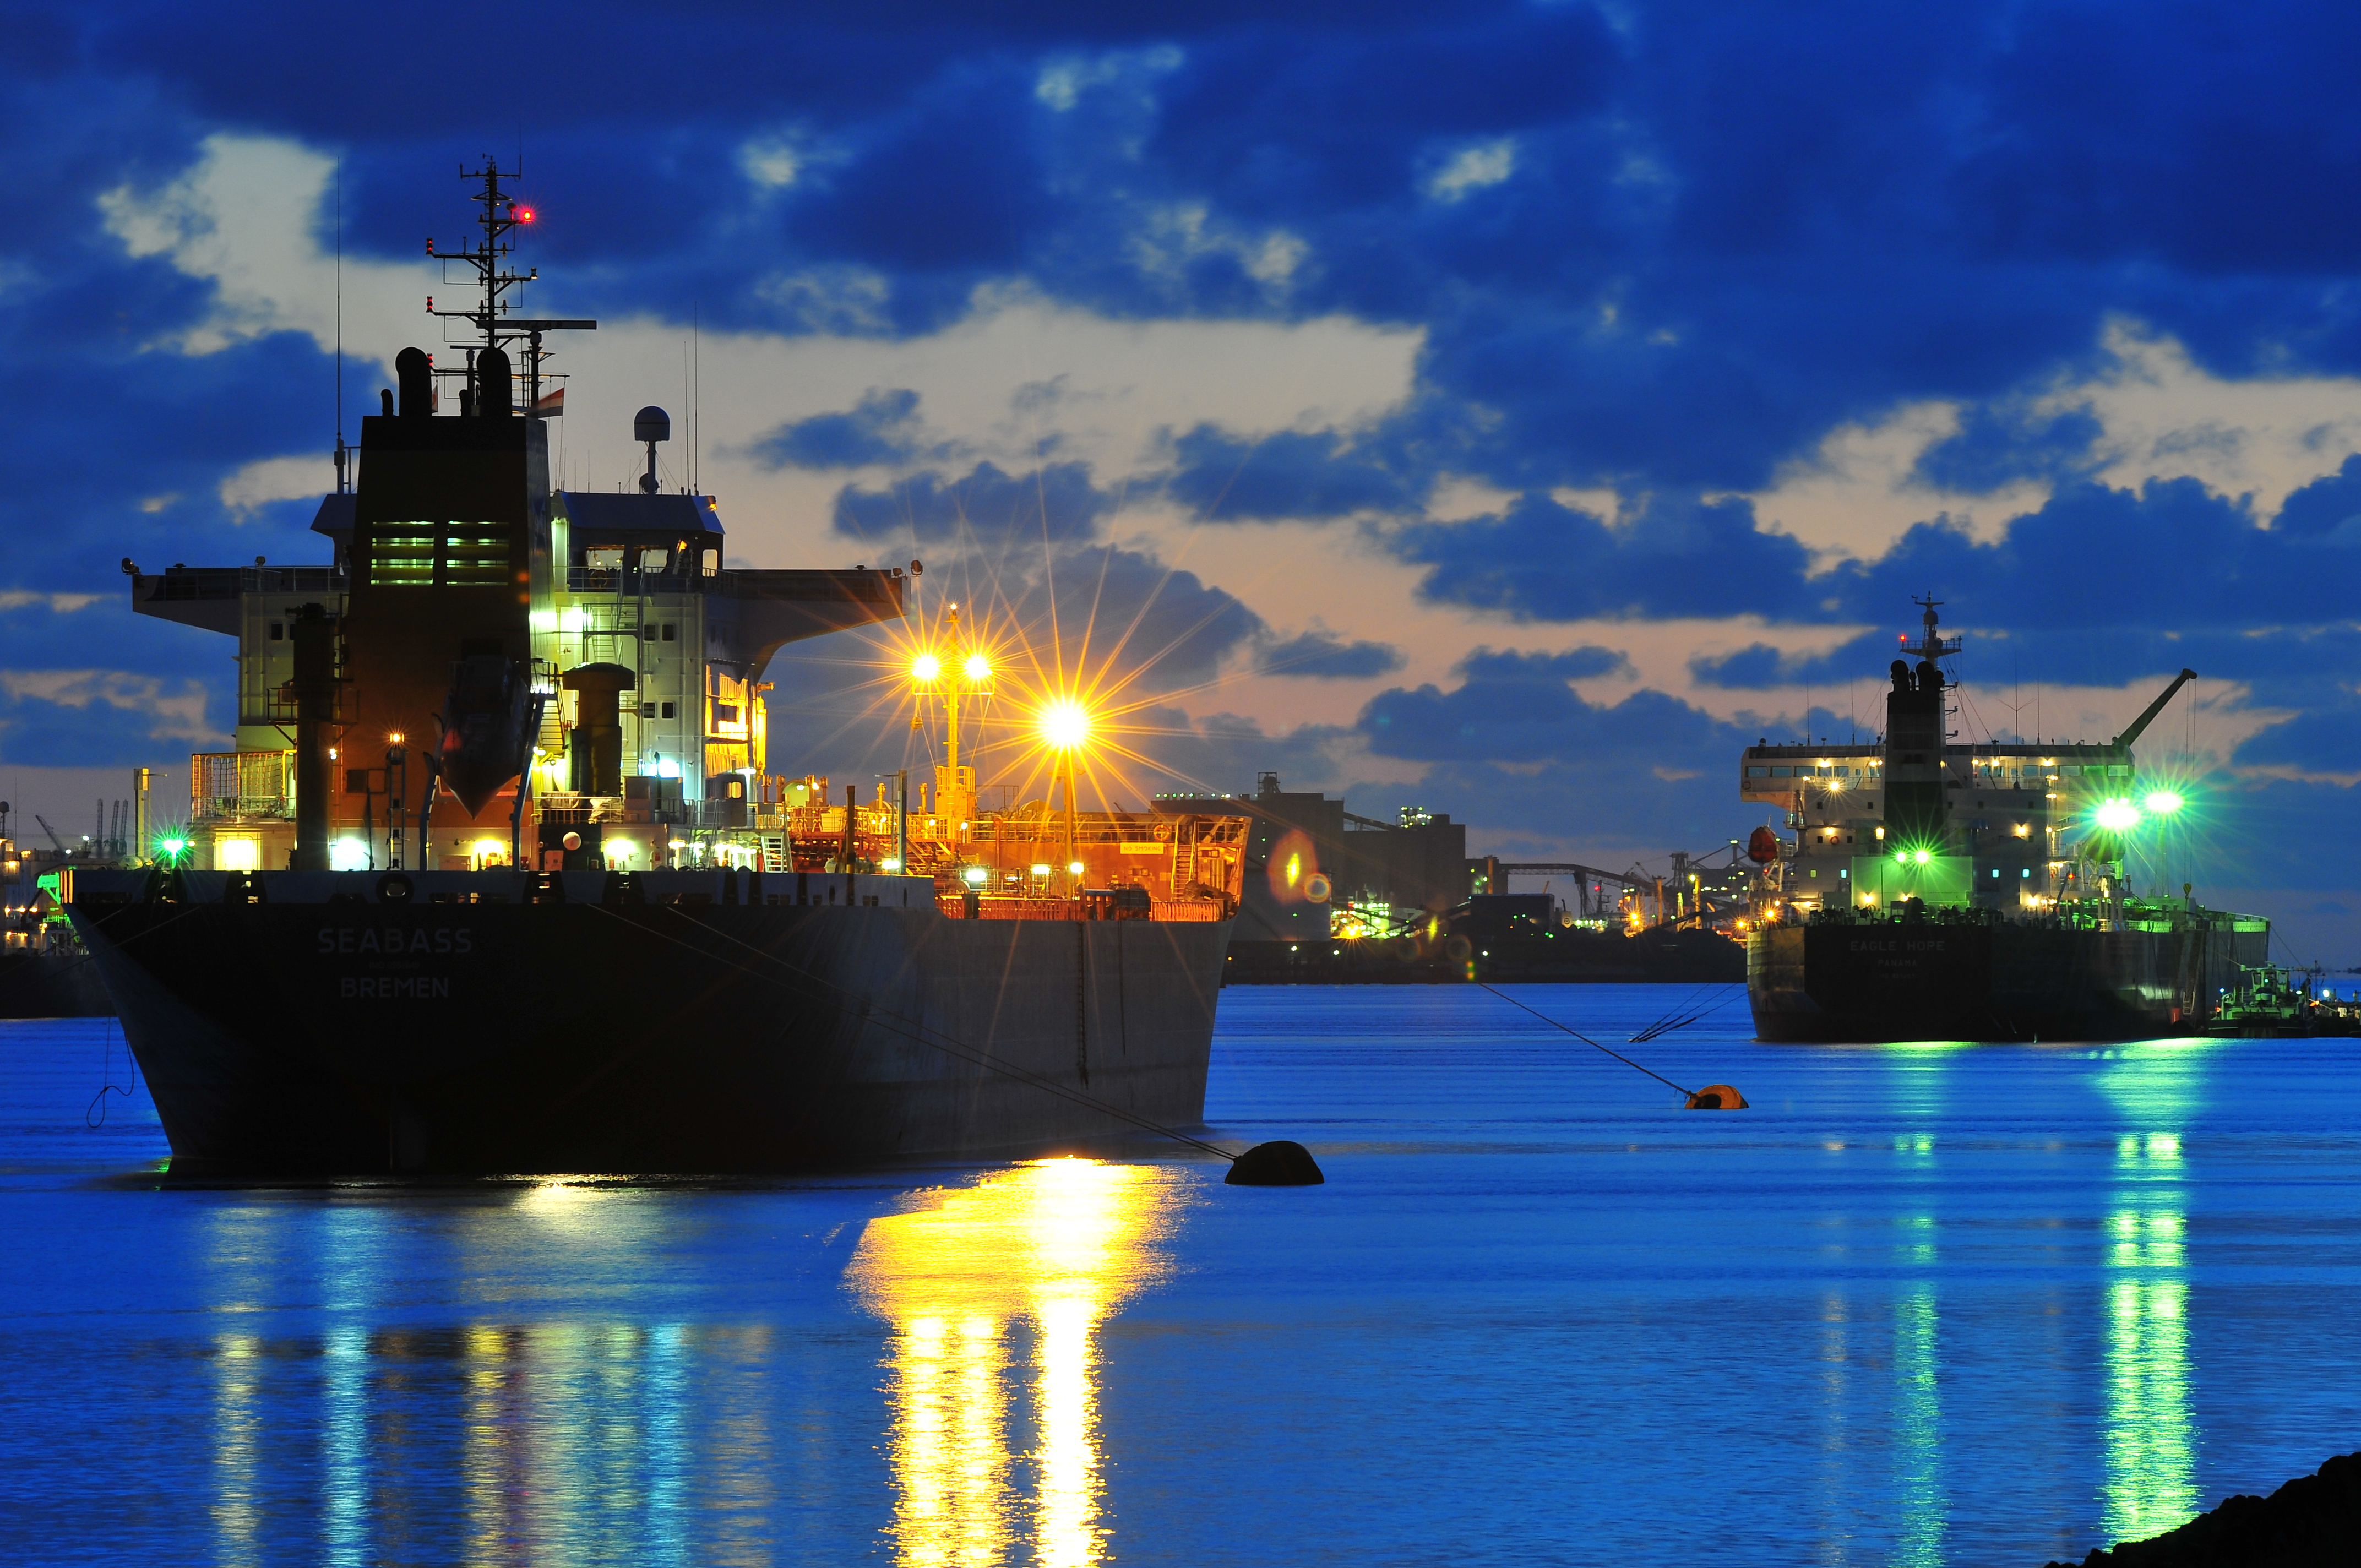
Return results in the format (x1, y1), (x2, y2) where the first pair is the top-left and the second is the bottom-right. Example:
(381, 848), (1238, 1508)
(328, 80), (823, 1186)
(2045, 1451), (2361, 1566)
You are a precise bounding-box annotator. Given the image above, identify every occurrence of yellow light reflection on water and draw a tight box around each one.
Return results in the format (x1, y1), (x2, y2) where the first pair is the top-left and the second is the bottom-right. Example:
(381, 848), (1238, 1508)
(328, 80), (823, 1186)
(848, 1159), (1177, 1568)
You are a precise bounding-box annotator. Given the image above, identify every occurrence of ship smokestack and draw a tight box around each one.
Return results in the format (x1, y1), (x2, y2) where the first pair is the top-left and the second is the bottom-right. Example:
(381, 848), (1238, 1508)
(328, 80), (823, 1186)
(477, 345), (514, 418)
(396, 348), (432, 417)
(561, 664), (634, 797)
(289, 603), (338, 871)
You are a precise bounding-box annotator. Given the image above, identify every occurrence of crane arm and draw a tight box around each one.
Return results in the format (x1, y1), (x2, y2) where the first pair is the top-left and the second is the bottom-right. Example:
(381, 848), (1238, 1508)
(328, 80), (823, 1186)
(2114, 668), (2198, 750)
(32, 814), (66, 853)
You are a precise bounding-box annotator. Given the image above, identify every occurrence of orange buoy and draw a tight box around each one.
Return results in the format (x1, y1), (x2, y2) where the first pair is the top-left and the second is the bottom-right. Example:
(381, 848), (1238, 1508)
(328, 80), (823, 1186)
(1684, 1084), (1748, 1110)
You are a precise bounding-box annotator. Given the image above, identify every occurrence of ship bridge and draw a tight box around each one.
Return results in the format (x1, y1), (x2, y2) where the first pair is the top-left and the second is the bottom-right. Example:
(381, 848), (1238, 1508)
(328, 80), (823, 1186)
(1736, 603), (2191, 917)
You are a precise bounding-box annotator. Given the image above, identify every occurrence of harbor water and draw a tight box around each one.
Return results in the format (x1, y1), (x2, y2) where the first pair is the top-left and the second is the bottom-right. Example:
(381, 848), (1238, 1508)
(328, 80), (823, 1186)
(4, 985), (2360, 1565)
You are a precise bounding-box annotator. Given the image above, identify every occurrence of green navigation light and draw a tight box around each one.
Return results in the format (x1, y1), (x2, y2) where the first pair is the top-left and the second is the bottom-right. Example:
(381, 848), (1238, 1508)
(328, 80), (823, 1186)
(1894, 849), (1908, 866)
(2095, 798), (2142, 832)
(1912, 847), (1932, 865)
(2144, 790), (2185, 815)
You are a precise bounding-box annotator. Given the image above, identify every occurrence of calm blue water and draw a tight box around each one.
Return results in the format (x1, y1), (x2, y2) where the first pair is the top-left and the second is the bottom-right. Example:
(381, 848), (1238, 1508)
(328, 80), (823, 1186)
(5, 987), (2361, 1566)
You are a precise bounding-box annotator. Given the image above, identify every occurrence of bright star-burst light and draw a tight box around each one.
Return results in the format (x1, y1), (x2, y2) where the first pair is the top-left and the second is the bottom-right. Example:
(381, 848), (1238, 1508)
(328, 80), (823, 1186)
(2095, 798), (2142, 832)
(2144, 790), (2185, 815)
(1039, 697), (1092, 751)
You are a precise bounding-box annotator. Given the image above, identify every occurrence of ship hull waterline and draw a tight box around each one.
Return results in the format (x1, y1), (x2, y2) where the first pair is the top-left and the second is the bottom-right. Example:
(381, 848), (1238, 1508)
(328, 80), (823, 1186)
(1747, 921), (2265, 1043)
(70, 875), (1229, 1177)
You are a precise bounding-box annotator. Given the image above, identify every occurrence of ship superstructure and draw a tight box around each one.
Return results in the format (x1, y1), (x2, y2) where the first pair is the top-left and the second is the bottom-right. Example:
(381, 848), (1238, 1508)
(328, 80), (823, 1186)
(73, 160), (1245, 1175)
(1739, 598), (2195, 917)
(1740, 600), (2267, 1041)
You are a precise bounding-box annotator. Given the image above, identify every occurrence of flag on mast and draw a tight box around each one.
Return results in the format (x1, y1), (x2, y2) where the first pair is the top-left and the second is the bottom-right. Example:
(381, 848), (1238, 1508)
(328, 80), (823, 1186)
(533, 385), (564, 418)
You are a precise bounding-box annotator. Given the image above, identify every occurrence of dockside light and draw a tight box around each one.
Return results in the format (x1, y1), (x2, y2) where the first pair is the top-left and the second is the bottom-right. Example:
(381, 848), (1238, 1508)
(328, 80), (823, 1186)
(1039, 696), (1092, 752)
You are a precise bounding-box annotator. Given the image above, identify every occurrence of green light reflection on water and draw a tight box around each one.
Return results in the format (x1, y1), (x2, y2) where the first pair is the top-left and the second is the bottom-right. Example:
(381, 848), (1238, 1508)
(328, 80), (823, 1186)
(1893, 1284), (1944, 1568)
(2097, 1048), (2203, 1543)
(1885, 1039), (1949, 1566)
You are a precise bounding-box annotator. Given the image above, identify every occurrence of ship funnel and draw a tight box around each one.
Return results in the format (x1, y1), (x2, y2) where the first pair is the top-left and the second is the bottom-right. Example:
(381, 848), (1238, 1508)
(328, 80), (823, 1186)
(562, 663), (635, 797)
(396, 347), (432, 417)
(477, 344), (514, 417)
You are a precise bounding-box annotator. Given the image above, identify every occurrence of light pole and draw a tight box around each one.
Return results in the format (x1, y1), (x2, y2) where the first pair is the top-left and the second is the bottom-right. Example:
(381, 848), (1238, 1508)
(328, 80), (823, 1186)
(1038, 697), (1092, 896)
(910, 605), (992, 837)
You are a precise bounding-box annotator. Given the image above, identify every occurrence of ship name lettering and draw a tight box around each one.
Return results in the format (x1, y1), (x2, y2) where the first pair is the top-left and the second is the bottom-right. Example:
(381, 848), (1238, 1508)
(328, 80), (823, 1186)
(339, 977), (451, 1000)
(316, 927), (472, 955)
(1848, 939), (1946, 954)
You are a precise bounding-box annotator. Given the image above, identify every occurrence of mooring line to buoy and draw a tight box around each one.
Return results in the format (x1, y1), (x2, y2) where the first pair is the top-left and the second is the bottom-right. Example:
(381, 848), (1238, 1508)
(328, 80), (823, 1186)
(1628, 987), (1741, 1044)
(1477, 982), (1697, 1098)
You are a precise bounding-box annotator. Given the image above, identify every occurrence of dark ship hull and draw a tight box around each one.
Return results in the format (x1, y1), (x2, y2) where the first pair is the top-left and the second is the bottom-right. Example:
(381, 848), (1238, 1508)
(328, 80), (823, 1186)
(0, 949), (115, 1018)
(69, 869), (1227, 1175)
(1747, 918), (2268, 1043)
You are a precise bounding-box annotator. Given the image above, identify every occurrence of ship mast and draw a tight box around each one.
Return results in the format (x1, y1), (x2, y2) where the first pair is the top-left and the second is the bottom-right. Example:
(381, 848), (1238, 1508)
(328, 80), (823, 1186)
(428, 159), (597, 417)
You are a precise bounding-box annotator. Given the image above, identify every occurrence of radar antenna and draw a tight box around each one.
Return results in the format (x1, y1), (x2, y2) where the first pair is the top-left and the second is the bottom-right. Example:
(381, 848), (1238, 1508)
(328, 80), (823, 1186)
(427, 158), (597, 417)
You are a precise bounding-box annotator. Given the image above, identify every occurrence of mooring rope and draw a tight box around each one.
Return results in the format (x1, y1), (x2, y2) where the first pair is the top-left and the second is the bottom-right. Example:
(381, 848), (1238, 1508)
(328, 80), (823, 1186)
(1477, 982), (1696, 1098)
(1626, 985), (1742, 1044)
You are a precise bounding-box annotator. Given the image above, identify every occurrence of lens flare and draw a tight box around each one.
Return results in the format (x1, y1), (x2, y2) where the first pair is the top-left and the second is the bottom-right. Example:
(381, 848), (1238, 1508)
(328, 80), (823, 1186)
(2144, 790), (2184, 815)
(2095, 798), (2142, 832)
(1040, 697), (1092, 752)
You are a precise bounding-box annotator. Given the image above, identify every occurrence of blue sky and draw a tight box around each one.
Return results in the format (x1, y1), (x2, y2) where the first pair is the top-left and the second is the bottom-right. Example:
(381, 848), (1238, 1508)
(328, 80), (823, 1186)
(3, 2), (2359, 951)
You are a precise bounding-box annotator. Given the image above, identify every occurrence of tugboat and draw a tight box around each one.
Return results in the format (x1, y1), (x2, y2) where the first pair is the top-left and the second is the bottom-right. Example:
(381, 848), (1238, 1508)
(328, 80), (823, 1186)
(1741, 599), (2268, 1042)
(68, 160), (1246, 1174)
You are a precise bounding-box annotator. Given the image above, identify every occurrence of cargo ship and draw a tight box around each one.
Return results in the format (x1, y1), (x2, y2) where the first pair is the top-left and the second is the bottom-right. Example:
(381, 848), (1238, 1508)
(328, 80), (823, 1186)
(67, 160), (1244, 1174)
(1742, 599), (2268, 1042)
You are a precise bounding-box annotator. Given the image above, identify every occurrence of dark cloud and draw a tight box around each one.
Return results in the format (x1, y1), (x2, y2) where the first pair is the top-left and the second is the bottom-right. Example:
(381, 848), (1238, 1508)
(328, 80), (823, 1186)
(2274, 454), (2361, 540)
(1165, 426), (1410, 520)
(1398, 493), (1817, 622)
(1911, 405), (2104, 494)
(1254, 630), (1405, 680)
(1355, 649), (1761, 850)
(752, 389), (935, 469)
(17, 1), (2361, 938)
(830, 461), (1116, 545)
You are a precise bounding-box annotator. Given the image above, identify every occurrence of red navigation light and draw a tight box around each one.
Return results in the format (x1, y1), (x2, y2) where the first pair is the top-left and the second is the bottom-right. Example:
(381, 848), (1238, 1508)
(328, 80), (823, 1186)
(515, 205), (536, 224)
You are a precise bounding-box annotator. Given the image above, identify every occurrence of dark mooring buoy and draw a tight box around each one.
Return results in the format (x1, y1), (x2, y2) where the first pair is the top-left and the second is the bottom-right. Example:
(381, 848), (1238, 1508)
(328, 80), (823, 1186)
(1684, 1084), (1749, 1110)
(1226, 1140), (1325, 1185)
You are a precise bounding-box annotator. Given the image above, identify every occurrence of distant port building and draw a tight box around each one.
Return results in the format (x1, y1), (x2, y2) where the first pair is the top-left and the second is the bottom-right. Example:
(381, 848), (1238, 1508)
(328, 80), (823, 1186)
(1153, 772), (1471, 942)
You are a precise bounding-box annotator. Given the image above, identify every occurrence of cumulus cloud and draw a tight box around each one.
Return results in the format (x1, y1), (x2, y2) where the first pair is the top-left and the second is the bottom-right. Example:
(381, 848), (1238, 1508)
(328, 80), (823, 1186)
(23, 4), (2361, 936)
(1254, 629), (1406, 680)
(0, 667), (219, 762)
(751, 388), (948, 469)
(1165, 424), (1411, 520)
